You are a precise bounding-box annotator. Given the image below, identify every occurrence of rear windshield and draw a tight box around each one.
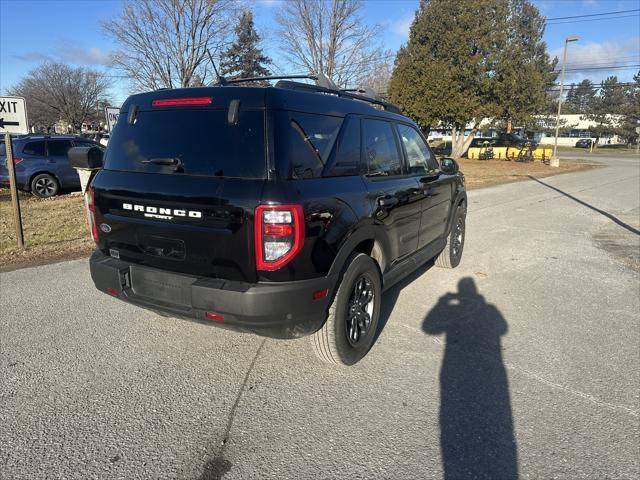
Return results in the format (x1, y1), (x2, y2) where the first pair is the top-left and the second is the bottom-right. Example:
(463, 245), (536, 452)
(104, 109), (265, 178)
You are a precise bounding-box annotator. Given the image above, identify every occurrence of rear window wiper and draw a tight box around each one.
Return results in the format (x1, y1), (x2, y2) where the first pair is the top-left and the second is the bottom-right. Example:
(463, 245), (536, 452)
(141, 157), (183, 172)
(290, 120), (324, 167)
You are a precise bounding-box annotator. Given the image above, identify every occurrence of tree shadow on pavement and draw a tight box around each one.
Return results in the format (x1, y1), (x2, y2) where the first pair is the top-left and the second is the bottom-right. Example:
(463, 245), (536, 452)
(528, 175), (640, 236)
(422, 277), (518, 480)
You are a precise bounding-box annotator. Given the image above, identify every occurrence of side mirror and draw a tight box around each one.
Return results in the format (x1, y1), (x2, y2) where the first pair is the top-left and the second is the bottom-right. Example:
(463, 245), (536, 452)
(68, 146), (103, 170)
(440, 157), (459, 175)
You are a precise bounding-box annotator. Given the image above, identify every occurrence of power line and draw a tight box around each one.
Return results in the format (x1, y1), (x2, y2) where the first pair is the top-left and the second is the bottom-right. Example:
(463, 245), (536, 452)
(563, 56), (640, 68)
(557, 81), (637, 87)
(547, 13), (639, 25)
(546, 8), (640, 21)
(555, 64), (640, 73)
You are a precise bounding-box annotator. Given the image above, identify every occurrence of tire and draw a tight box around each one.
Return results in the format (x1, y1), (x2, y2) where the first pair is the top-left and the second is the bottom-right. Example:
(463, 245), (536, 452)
(311, 253), (382, 366)
(436, 203), (466, 269)
(31, 173), (59, 198)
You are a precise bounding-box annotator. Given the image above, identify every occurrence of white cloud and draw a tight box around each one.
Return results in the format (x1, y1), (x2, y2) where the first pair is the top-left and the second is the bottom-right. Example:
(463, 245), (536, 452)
(14, 46), (113, 67)
(255, 0), (279, 6)
(549, 37), (640, 82)
(390, 13), (414, 39)
(13, 52), (54, 62)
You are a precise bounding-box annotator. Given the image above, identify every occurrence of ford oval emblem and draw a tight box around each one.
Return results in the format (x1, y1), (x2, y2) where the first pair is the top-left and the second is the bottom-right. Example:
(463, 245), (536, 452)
(100, 223), (112, 233)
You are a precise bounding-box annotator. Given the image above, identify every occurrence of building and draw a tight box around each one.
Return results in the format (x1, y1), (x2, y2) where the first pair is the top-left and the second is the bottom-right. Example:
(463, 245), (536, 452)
(427, 114), (624, 146)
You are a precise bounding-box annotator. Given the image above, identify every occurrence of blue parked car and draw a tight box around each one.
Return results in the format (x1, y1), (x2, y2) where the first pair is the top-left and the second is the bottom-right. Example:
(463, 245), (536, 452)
(0, 135), (104, 198)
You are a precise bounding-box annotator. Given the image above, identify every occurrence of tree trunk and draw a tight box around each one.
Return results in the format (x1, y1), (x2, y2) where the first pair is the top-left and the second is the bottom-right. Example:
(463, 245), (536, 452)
(506, 119), (512, 133)
(451, 124), (478, 159)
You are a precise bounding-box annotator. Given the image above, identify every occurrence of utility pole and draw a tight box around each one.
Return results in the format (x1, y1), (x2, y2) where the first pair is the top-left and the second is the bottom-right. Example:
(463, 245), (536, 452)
(552, 35), (579, 167)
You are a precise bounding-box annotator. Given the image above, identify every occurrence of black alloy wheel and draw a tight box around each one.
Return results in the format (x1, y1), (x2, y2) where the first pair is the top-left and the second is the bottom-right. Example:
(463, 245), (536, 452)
(346, 275), (375, 346)
(311, 253), (382, 366)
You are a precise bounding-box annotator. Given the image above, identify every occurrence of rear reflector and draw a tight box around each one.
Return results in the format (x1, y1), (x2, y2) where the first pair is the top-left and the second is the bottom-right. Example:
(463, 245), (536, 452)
(264, 224), (293, 236)
(105, 287), (118, 297)
(152, 97), (212, 107)
(206, 312), (225, 322)
(312, 288), (329, 300)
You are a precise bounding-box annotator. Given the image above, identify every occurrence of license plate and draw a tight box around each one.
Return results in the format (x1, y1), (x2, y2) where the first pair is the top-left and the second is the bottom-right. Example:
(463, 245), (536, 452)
(129, 266), (192, 307)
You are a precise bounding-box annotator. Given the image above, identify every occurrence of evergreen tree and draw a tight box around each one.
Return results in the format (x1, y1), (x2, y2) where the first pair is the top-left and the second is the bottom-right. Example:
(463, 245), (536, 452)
(584, 76), (630, 146)
(492, 0), (555, 133)
(388, 0), (554, 158)
(619, 71), (640, 145)
(564, 79), (596, 114)
(220, 11), (271, 84)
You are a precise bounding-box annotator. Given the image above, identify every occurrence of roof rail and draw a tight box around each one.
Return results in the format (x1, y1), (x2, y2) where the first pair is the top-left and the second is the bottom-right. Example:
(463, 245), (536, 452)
(274, 80), (402, 114)
(222, 74), (318, 85)
(206, 70), (402, 114)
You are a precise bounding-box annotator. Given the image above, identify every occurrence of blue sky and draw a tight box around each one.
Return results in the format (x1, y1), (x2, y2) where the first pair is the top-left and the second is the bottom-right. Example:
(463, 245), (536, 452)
(1, 0), (638, 106)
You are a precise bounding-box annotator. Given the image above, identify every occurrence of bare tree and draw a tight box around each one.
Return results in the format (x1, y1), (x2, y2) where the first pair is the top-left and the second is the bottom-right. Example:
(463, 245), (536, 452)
(8, 62), (111, 132)
(361, 52), (394, 96)
(275, 0), (383, 88)
(103, 0), (237, 91)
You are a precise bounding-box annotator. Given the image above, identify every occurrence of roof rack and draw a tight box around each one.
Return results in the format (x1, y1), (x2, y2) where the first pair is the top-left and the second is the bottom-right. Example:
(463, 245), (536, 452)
(274, 80), (401, 114)
(208, 70), (402, 114)
(221, 74), (318, 85)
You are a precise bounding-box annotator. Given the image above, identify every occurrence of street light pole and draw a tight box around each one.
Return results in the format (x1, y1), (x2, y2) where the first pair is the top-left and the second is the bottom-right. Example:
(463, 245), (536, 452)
(552, 35), (579, 167)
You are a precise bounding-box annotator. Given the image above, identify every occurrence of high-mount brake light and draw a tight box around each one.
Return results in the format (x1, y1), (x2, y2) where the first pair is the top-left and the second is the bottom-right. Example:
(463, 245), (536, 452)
(254, 204), (304, 271)
(151, 97), (212, 107)
(85, 186), (99, 243)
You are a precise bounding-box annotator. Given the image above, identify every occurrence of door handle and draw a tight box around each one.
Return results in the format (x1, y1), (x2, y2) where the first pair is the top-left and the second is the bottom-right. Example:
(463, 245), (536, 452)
(419, 172), (440, 184)
(377, 195), (398, 209)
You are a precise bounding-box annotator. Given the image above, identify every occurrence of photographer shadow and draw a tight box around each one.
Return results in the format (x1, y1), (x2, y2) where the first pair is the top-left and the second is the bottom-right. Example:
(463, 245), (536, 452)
(422, 277), (518, 480)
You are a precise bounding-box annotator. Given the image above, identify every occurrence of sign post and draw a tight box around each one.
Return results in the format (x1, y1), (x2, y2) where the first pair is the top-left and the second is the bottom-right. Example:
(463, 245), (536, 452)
(104, 106), (120, 132)
(0, 96), (29, 249)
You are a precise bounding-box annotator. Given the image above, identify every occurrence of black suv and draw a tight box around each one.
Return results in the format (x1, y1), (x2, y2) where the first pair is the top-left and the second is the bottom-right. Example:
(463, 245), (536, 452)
(82, 80), (467, 365)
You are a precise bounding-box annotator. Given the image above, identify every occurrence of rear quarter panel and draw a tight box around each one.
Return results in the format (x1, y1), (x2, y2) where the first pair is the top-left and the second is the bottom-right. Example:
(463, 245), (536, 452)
(259, 176), (371, 281)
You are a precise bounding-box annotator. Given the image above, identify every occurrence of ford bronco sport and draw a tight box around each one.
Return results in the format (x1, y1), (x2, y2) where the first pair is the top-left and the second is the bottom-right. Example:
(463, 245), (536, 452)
(77, 78), (467, 365)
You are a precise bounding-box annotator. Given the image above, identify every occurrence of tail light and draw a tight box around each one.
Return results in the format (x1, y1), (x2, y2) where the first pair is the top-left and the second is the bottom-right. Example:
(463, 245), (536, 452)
(13, 157), (23, 165)
(85, 186), (99, 243)
(254, 204), (304, 271)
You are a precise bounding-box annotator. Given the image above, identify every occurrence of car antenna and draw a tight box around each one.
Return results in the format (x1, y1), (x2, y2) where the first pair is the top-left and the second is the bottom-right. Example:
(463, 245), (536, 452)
(206, 48), (226, 86)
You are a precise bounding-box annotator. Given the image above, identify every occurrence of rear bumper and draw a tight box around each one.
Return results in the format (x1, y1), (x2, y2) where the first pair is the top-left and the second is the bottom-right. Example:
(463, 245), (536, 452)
(0, 173), (28, 190)
(89, 250), (337, 339)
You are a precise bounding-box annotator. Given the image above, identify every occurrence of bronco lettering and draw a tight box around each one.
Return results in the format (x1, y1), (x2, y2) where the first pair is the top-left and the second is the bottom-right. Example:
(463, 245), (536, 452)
(122, 203), (202, 218)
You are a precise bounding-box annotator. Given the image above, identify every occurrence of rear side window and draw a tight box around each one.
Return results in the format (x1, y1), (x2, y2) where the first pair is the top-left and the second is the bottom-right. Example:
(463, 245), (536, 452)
(75, 140), (103, 149)
(47, 140), (73, 156)
(0, 141), (16, 156)
(104, 109), (266, 178)
(362, 119), (402, 176)
(22, 141), (46, 156)
(328, 116), (361, 177)
(274, 111), (342, 179)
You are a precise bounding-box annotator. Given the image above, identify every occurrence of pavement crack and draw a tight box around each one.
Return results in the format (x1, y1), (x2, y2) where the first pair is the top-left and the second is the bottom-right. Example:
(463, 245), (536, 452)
(198, 338), (267, 480)
(221, 338), (267, 445)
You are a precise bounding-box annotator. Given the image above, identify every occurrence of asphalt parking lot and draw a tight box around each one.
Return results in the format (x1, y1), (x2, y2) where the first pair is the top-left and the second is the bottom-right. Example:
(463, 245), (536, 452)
(1, 154), (639, 479)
